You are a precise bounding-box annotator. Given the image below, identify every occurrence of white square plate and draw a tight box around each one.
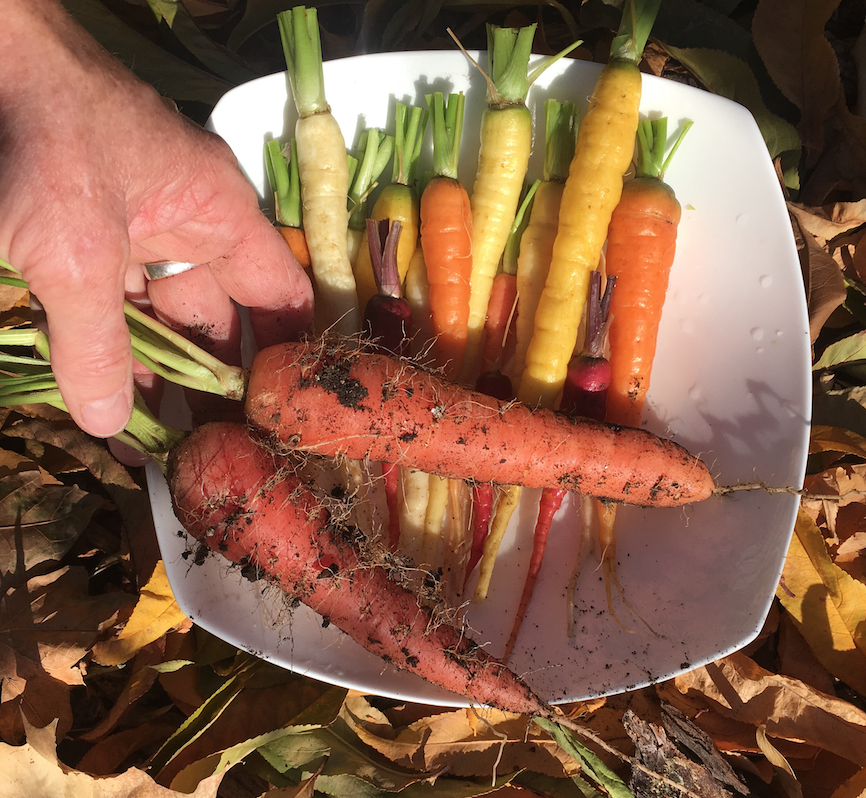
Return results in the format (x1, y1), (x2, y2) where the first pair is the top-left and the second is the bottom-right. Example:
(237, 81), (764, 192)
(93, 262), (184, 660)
(148, 50), (810, 706)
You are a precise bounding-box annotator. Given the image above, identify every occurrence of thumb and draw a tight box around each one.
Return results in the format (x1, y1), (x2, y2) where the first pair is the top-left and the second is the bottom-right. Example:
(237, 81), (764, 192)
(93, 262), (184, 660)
(25, 244), (134, 439)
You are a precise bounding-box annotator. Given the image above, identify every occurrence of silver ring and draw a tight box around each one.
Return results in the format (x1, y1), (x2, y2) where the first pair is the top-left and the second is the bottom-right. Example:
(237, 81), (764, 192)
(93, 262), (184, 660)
(144, 260), (199, 281)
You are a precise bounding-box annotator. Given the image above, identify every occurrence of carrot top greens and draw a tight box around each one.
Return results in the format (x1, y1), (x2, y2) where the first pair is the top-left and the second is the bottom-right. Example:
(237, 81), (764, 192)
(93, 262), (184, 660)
(391, 102), (428, 187)
(543, 98), (578, 183)
(265, 138), (302, 229)
(426, 92), (465, 180)
(278, 5), (328, 118)
(348, 129), (394, 231)
(635, 116), (693, 181)
(610, 0), (662, 64)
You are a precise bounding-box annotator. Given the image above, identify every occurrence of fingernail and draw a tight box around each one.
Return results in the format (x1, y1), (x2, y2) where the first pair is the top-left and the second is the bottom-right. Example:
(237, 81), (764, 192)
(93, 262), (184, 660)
(81, 390), (133, 438)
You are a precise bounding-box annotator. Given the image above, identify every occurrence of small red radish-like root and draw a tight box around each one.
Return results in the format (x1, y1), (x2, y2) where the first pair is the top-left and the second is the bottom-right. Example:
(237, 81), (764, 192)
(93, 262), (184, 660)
(168, 422), (548, 715)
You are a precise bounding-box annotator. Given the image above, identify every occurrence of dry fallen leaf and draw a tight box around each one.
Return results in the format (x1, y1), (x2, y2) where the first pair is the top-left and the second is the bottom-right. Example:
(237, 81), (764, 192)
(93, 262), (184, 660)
(0, 715), (225, 798)
(91, 561), (188, 667)
(776, 509), (866, 697)
(664, 651), (866, 767)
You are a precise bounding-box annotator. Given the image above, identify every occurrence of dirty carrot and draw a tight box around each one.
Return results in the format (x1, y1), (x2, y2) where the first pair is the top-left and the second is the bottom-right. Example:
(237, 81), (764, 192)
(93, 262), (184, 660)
(246, 339), (714, 507)
(420, 92), (472, 380)
(278, 6), (359, 334)
(458, 24), (581, 384)
(354, 103), (428, 309)
(518, 0), (660, 409)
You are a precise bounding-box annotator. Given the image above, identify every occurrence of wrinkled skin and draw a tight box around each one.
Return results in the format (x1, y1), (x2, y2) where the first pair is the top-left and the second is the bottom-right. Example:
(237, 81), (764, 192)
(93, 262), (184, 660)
(0, 0), (314, 439)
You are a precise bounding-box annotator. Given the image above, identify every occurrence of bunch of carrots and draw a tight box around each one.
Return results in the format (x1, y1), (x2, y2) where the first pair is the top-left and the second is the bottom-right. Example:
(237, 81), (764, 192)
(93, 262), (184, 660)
(260, 0), (692, 657)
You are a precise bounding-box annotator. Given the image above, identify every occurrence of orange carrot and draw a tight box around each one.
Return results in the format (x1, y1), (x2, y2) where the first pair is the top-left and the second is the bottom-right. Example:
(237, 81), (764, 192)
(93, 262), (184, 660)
(170, 421), (547, 714)
(605, 118), (690, 427)
(245, 340), (714, 508)
(277, 226), (311, 269)
(420, 92), (472, 380)
(598, 117), (691, 629)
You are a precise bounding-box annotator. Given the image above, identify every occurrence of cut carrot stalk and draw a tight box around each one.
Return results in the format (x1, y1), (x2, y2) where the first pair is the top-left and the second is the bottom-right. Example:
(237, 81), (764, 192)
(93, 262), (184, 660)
(420, 92), (472, 381)
(347, 129), (394, 266)
(278, 6), (359, 335)
(265, 137), (311, 268)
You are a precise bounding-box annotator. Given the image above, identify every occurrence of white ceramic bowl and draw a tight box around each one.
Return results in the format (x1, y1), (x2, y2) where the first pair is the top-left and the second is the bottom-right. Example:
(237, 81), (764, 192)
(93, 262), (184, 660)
(148, 50), (810, 706)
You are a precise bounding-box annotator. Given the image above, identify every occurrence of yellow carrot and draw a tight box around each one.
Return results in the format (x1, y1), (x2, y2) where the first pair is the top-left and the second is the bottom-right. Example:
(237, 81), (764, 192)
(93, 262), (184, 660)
(278, 6), (359, 335)
(511, 99), (577, 383)
(354, 103), (428, 309)
(518, 0), (659, 409)
(459, 25), (581, 384)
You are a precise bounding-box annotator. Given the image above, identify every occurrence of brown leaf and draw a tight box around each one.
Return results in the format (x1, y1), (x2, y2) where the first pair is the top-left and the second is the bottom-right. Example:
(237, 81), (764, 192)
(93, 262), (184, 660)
(831, 767), (866, 798)
(0, 473), (106, 576)
(777, 509), (866, 697)
(623, 705), (748, 797)
(789, 201), (866, 246)
(790, 211), (847, 342)
(343, 695), (570, 779)
(0, 716), (225, 797)
(0, 567), (131, 743)
(4, 417), (140, 490)
(752, 0), (843, 157)
(669, 652), (866, 767)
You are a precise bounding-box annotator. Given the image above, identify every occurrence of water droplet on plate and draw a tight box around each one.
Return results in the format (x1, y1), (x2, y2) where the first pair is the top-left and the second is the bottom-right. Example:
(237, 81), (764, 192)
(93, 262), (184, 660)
(688, 385), (702, 401)
(760, 275), (773, 288)
(751, 327), (764, 341)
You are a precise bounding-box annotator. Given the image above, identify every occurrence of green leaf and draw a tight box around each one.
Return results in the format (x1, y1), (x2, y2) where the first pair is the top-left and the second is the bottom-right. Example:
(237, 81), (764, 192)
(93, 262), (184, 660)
(814, 329), (866, 371)
(662, 45), (801, 164)
(533, 718), (634, 798)
(60, 0), (232, 105)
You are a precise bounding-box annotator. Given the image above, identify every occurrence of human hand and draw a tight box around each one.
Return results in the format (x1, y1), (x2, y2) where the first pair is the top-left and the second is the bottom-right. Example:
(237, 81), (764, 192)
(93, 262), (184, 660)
(0, 0), (314, 438)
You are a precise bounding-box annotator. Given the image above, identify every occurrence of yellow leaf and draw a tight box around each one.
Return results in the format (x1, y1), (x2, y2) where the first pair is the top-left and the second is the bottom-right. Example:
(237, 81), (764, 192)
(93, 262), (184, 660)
(92, 561), (187, 666)
(777, 509), (866, 696)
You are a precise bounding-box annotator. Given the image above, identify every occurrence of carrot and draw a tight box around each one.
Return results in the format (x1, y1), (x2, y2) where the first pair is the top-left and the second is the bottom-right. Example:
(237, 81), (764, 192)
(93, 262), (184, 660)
(605, 117), (691, 427)
(504, 272), (613, 658)
(512, 99), (577, 383)
(354, 103), (428, 310)
(458, 24), (581, 385)
(419, 92), (472, 380)
(278, 6), (359, 335)
(596, 116), (692, 629)
(265, 137), (312, 269)
(518, 0), (660, 409)
(245, 339), (713, 507)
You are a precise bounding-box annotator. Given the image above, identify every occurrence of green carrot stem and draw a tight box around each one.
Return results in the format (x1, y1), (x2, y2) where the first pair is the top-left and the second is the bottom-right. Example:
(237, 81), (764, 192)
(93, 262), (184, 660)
(122, 302), (247, 399)
(278, 6), (328, 118)
(610, 0), (661, 64)
(348, 129), (394, 230)
(502, 179), (541, 276)
(427, 92), (465, 181)
(392, 103), (428, 187)
(543, 99), (578, 183)
(635, 117), (693, 180)
(265, 138), (303, 229)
